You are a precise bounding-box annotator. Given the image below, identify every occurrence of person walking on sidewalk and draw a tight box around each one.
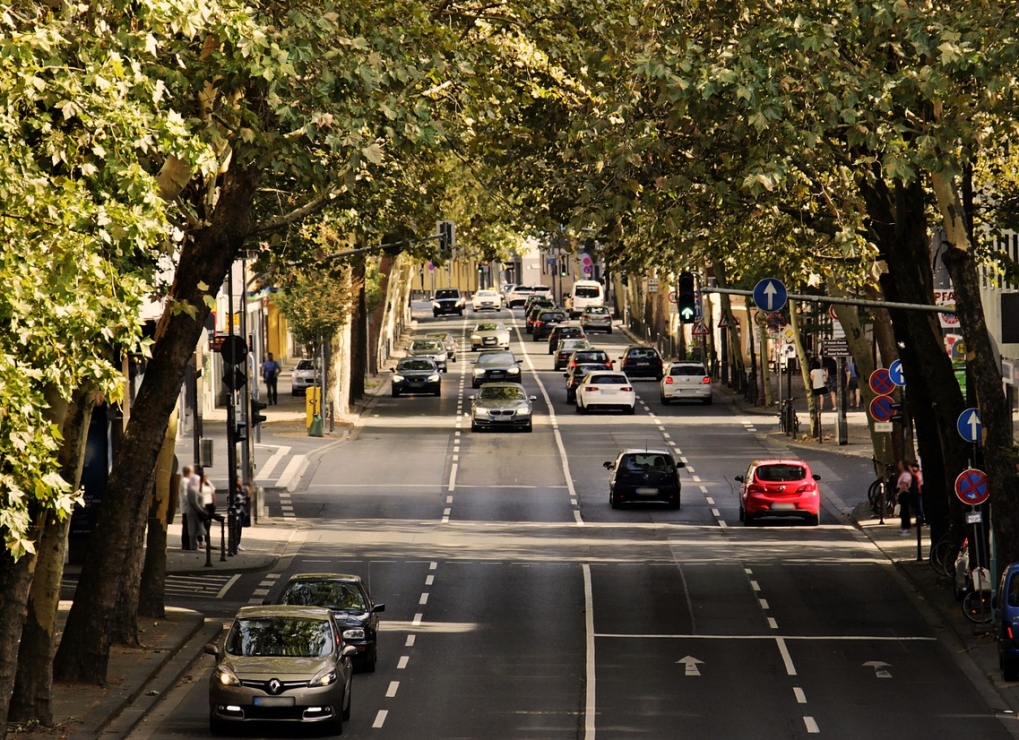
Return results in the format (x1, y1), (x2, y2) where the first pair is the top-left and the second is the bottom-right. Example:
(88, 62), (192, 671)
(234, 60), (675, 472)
(846, 360), (860, 408)
(262, 352), (281, 405)
(809, 360), (828, 410)
(178, 465), (192, 550)
(186, 466), (206, 549)
(233, 475), (252, 551)
(895, 460), (918, 535)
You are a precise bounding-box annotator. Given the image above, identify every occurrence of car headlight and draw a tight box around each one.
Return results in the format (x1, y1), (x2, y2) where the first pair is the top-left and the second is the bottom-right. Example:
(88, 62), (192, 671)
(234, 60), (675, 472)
(471, 334), (481, 342)
(343, 628), (366, 641)
(508, 366), (520, 375)
(473, 368), (484, 377)
(309, 667), (338, 687)
(474, 409), (491, 418)
(392, 374), (404, 383)
(435, 354), (445, 362)
(432, 301), (440, 308)
(214, 664), (240, 686)
(515, 407), (532, 418)
(428, 374), (440, 382)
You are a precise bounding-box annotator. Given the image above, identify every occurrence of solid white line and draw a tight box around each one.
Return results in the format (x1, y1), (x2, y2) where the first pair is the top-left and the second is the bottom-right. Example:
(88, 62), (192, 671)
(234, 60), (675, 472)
(583, 564), (596, 740)
(386, 681), (399, 698)
(448, 462), (458, 492)
(594, 632), (937, 641)
(216, 574), (242, 600)
(776, 637), (797, 676)
(397, 656), (409, 669)
(804, 716), (819, 733)
(372, 710), (388, 728)
(794, 687), (807, 703)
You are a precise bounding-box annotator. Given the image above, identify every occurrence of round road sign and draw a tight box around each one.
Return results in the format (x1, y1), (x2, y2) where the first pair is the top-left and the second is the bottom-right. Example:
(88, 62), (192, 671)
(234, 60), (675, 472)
(869, 368), (895, 396)
(753, 278), (788, 313)
(956, 408), (983, 443)
(888, 359), (905, 387)
(869, 396), (895, 423)
(220, 335), (248, 365)
(954, 468), (989, 506)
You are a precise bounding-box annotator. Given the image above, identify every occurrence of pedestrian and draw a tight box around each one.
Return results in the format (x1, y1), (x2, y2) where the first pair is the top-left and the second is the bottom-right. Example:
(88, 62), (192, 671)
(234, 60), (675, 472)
(809, 360), (828, 410)
(233, 475), (252, 551)
(262, 352), (281, 405)
(896, 460), (916, 535)
(825, 357), (838, 411)
(178, 465), (192, 550)
(186, 466), (206, 549)
(200, 468), (217, 520)
(846, 360), (860, 408)
(910, 461), (925, 526)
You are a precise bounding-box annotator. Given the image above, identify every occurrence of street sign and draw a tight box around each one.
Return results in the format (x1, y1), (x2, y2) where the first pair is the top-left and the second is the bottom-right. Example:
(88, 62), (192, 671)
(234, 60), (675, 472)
(954, 468), (990, 506)
(956, 408), (983, 443)
(868, 368), (895, 396)
(648, 277), (660, 293)
(753, 278), (788, 312)
(219, 335), (248, 365)
(668, 290), (677, 304)
(692, 321), (710, 336)
(824, 339), (849, 356)
(888, 359), (906, 387)
(966, 511), (983, 525)
(873, 421), (893, 433)
(869, 396), (896, 423)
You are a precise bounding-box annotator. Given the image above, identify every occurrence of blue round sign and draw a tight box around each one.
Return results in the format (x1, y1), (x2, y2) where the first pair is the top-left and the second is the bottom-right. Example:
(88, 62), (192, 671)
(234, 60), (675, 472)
(869, 396), (895, 423)
(956, 408), (983, 443)
(955, 468), (989, 506)
(753, 278), (788, 313)
(888, 359), (905, 387)
(869, 368), (895, 396)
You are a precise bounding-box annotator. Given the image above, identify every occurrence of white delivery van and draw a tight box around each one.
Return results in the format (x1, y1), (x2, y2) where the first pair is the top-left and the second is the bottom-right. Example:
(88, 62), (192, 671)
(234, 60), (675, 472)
(568, 280), (604, 317)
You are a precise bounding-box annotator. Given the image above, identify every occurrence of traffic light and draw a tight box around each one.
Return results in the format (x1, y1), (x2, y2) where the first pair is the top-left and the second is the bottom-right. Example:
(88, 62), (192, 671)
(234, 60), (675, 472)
(437, 220), (456, 259)
(559, 255), (568, 277)
(222, 365), (247, 391)
(251, 398), (268, 426)
(478, 263), (485, 274)
(890, 401), (905, 424)
(678, 272), (696, 324)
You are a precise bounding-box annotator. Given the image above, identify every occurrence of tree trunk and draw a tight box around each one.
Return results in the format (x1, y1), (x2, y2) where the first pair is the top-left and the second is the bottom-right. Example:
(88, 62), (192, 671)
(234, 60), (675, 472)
(0, 536), (39, 739)
(349, 258), (367, 403)
(138, 409), (178, 619)
(932, 171), (1018, 569)
(53, 164), (261, 685)
(711, 258), (744, 389)
(789, 301), (819, 436)
(10, 388), (95, 726)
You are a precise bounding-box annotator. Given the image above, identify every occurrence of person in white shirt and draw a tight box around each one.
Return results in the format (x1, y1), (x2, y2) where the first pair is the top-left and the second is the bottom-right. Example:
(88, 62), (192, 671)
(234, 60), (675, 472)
(809, 360), (828, 410)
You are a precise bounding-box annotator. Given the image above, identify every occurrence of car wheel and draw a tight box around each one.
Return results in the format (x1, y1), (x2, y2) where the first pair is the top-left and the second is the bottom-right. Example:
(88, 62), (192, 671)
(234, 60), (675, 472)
(442, 367), (448, 373)
(668, 498), (681, 510)
(433, 388), (441, 397)
(1005, 658), (1019, 682)
(738, 505), (744, 522)
(209, 714), (228, 736)
(392, 389), (400, 397)
(626, 404), (635, 415)
(533, 334), (541, 342)
(566, 392), (575, 403)
(472, 380), (479, 389)
(525, 421), (533, 433)
(576, 402), (585, 414)
(610, 490), (619, 509)
(365, 644), (378, 673)
(660, 395), (670, 405)
(655, 372), (664, 381)
(292, 390), (298, 396)
(607, 327), (613, 334)
(457, 309), (463, 315)
(743, 511), (755, 526)
(471, 421), (480, 432)
(806, 513), (819, 526)
(342, 678), (352, 720)
(703, 396), (713, 405)
(433, 311), (439, 318)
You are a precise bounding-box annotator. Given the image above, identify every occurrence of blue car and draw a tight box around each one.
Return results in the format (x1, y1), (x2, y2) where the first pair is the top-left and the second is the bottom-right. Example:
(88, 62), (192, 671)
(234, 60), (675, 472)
(996, 562), (1019, 680)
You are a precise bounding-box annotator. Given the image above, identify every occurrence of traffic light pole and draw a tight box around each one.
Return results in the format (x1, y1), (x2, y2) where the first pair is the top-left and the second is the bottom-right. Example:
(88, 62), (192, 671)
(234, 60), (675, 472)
(225, 274), (238, 557)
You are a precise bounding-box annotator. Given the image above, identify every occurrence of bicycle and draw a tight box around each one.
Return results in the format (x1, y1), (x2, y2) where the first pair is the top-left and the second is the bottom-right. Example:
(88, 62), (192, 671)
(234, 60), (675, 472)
(868, 459), (896, 520)
(929, 534), (957, 578)
(779, 399), (800, 436)
(962, 564), (993, 624)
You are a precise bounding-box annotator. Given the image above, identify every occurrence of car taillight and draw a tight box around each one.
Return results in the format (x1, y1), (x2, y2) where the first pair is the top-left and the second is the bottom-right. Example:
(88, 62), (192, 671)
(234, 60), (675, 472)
(701, 376), (711, 384)
(621, 386), (633, 392)
(665, 377), (674, 385)
(795, 484), (817, 495)
(1008, 624), (1015, 640)
(586, 386), (599, 392)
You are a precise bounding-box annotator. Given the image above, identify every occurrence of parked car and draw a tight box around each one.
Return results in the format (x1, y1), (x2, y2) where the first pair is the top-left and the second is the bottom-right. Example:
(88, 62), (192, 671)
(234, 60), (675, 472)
(565, 348), (613, 374)
(575, 370), (635, 414)
(603, 448), (685, 509)
(470, 382), (536, 432)
(565, 363), (607, 404)
(735, 458), (821, 526)
(619, 345), (664, 380)
(547, 323), (586, 354)
(532, 309), (569, 341)
(205, 606), (356, 735)
(408, 339), (448, 372)
(470, 321), (511, 351)
(579, 305), (613, 333)
(996, 562), (1019, 680)
(291, 358), (317, 396)
(660, 361), (712, 404)
(553, 338), (591, 371)
(471, 289), (503, 311)
(427, 331), (458, 362)
(431, 288), (465, 316)
(268, 573), (385, 672)
(525, 300), (556, 333)
(471, 350), (522, 388)
(391, 358), (441, 397)
(506, 285), (537, 308)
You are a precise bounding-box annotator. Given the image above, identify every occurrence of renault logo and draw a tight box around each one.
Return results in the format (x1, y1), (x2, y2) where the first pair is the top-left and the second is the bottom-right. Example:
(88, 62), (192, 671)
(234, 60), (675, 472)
(267, 678), (283, 695)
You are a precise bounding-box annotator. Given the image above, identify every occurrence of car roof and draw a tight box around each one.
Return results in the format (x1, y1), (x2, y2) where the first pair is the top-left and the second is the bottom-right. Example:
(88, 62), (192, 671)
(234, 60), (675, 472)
(619, 448), (673, 457)
(235, 605), (335, 620)
(750, 458), (811, 467)
(285, 573), (364, 585)
(478, 382), (525, 390)
(586, 370), (627, 379)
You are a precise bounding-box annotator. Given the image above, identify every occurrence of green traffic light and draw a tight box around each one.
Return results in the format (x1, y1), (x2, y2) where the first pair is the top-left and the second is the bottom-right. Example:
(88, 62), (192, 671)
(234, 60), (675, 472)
(680, 307), (694, 320)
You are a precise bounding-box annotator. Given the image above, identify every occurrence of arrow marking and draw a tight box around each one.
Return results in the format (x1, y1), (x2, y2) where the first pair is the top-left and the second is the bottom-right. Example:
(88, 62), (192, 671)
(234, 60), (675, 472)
(677, 656), (703, 676)
(965, 410), (981, 440)
(863, 660), (892, 678)
(763, 281), (777, 310)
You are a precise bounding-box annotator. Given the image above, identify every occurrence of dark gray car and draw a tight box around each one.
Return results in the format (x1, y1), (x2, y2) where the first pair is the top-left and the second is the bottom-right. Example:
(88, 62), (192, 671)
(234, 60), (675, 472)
(470, 350), (522, 388)
(470, 382), (536, 432)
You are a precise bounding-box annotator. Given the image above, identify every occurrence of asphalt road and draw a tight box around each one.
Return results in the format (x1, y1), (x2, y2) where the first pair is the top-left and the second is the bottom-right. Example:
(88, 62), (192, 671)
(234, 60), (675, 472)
(133, 307), (1016, 740)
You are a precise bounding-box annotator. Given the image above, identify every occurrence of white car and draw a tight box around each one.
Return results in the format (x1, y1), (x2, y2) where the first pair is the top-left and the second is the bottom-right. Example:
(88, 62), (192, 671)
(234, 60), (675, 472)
(660, 362), (712, 405)
(506, 285), (536, 308)
(470, 321), (511, 351)
(575, 370), (635, 414)
(471, 289), (503, 311)
(291, 358), (317, 396)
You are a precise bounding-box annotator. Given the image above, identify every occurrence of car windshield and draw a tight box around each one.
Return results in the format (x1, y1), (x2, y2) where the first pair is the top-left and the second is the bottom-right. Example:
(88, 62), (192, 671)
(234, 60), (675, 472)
(672, 365), (707, 376)
(398, 360), (434, 372)
(572, 364), (603, 376)
(279, 582), (367, 612)
(755, 464), (807, 482)
(225, 617), (334, 658)
(590, 374), (625, 384)
(478, 353), (514, 366)
(478, 386), (526, 402)
(475, 323), (499, 331)
(411, 341), (441, 352)
(558, 328), (583, 337)
(575, 351), (608, 362)
(296, 360), (315, 370)
(575, 286), (601, 298)
(435, 290), (459, 299)
(540, 312), (566, 321)
(585, 307), (609, 315)
(560, 340), (588, 350)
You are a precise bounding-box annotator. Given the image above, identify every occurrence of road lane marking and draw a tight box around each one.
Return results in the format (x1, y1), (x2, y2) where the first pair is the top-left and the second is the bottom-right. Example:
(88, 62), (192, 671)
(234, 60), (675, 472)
(405, 635), (415, 647)
(776, 637), (797, 675)
(430, 561), (437, 569)
(705, 495), (714, 504)
(759, 599), (770, 610)
(768, 617), (779, 629)
(750, 580), (761, 592)
(583, 564), (596, 740)
(412, 613), (422, 626)
(425, 575), (434, 586)
(373, 710), (388, 728)
(448, 462), (457, 491)
(386, 681), (399, 698)
(216, 575), (242, 599)
(594, 633), (936, 641)
(419, 592), (429, 605)
(794, 687), (807, 703)
(804, 717), (819, 733)
(397, 656), (409, 669)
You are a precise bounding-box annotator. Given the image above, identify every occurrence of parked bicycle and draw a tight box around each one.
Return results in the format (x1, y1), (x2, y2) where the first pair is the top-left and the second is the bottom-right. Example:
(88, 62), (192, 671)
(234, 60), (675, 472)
(868, 458), (896, 520)
(962, 563), (993, 624)
(779, 398), (800, 436)
(929, 533), (962, 578)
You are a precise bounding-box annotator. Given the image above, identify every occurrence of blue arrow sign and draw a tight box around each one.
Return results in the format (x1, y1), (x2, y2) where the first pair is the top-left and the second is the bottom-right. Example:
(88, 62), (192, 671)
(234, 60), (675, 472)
(753, 278), (788, 313)
(956, 408), (983, 443)
(888, 359), (905, 387)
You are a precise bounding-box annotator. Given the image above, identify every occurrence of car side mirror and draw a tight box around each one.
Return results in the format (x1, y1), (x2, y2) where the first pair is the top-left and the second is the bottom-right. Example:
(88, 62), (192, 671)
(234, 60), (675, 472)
(373, 603), (386, 614)
(603, 461), (616, 470)
(563, 372), (569, 377)
(341, 645), (359, 659)
(529, 395), (537, 401)
(469, 395), (476, 401)
(516, 359), (522, 364)
(676, 461), (686, 468)
(734, 475), (744, 482)
(812, 474), (821, 481)
(204, 643), (221, 658)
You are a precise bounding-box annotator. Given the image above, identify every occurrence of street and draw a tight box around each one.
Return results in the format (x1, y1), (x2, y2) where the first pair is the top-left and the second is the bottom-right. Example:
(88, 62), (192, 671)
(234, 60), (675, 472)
(132, 306), (1015, 740)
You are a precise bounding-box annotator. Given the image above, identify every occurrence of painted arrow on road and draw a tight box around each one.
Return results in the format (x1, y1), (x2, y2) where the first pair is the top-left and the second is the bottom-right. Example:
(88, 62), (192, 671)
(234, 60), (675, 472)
(677, 656), (704, 676)
(863, 661), (892, 678)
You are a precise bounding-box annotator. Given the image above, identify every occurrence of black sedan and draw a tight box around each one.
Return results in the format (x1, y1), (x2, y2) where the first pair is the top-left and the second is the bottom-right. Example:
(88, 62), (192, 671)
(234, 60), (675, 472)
(267, 573), (386, 672)
(604, 448), (685, 509)
(391, 358), (441, 397)
(531, 309), (569, 341)
(470, 382), (536, 432)
(619, 345), (664, 379)
(471, 350), (522, 388)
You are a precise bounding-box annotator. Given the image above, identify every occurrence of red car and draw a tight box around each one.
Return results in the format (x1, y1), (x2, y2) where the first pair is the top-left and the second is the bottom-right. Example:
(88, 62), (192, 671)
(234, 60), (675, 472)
(735, 458), (821, 526)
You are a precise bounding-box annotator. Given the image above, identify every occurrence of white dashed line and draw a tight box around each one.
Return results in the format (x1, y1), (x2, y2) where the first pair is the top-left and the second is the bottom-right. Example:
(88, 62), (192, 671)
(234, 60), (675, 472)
(750, 580), (761, 592)
(386, 681), (399, 698)
(768, 617), (779, 629)
(794, 687), (807, 703)
(397, 656), (409, 669)
(776, 637), (797, 675)
(405, 635), (416, 647)
(373, 710), (388, 728)
(759, 599), (770, 610)
(412, 614), (422, 626)
(425, 575), (434, 586)
(705, 496), (714, 505)
(804, 717), (820, 733)
(419, 593), (429, 605)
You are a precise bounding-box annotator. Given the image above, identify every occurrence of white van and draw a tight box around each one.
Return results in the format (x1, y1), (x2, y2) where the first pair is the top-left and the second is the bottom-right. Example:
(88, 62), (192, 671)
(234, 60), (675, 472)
(568, 280), (604, 317)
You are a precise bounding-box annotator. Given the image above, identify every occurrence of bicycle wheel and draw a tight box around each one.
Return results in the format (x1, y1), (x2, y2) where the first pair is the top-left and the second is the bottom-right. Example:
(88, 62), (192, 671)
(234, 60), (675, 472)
(929, 538), (952, 577)
(962, 591), (992, 623)
(867, 479), (882, 512)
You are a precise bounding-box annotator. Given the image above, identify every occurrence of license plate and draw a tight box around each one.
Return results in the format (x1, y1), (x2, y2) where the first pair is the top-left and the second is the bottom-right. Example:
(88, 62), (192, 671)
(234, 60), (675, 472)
(636, 487), (659, 496)
(253, 697), (295, 707)
(484, 338), (496, 344)
(770, 503), (796, 511)
(490, 372), (504, 378)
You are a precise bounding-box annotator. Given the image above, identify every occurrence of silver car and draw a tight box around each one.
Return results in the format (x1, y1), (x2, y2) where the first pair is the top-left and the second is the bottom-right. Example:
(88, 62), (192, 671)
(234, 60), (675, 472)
(470, 382), (536, 432)
(206, 605), (357, 735)
(408, 339), (448, 372)
(580, 305), (613, 334)
(660, 362), (712, 404)
(470, 321), (511, 351)
(291, 358), (317, 396)
(427, 332), (458, 362)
